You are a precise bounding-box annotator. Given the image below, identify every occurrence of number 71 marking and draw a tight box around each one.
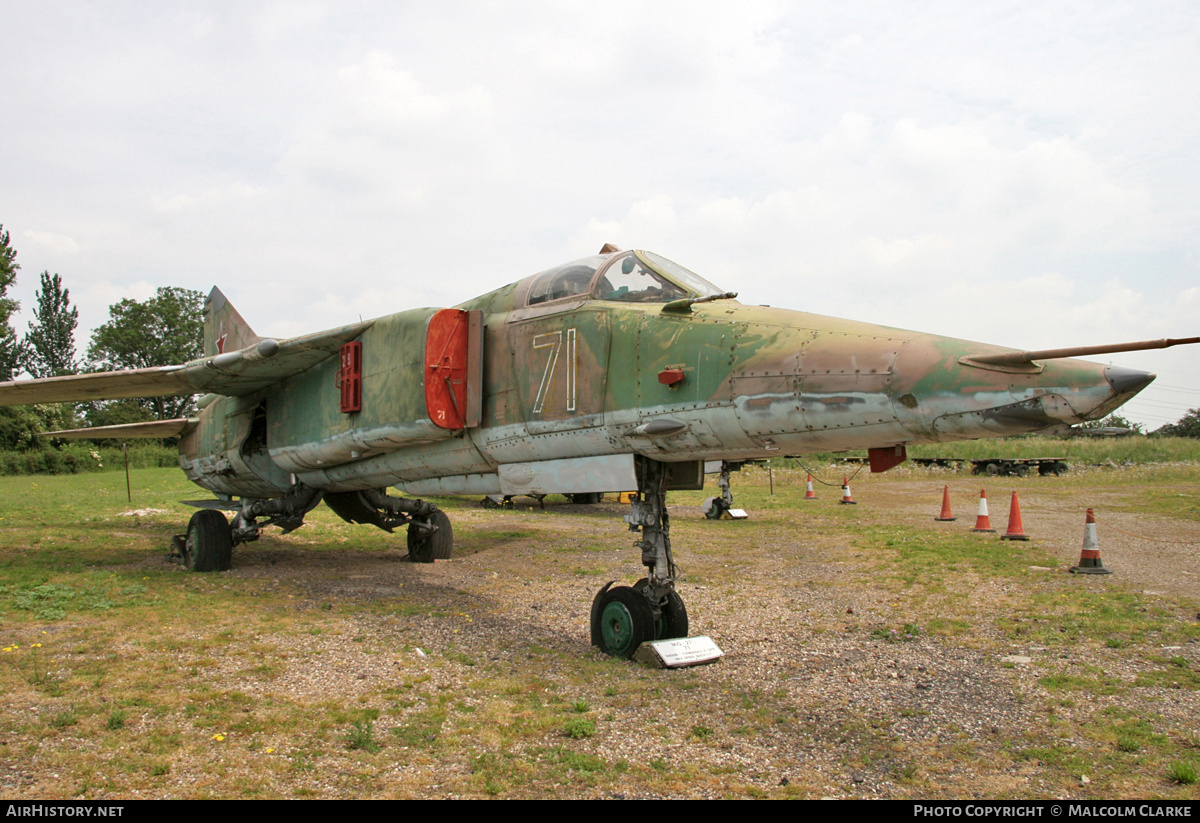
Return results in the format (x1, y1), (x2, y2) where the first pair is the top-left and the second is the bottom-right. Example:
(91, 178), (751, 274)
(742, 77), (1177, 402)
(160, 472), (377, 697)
(532, 328), (577, 414)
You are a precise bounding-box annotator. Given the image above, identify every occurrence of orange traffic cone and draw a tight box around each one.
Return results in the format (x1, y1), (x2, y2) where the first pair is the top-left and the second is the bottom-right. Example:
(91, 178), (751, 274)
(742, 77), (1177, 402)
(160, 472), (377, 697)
(1001, 491), (1029, 541)
(935, 485), (956, 521)
(839, 477), (856, 505)
(1070, 508), (1112, 574)
(804, 474), (818, 500)
(971, 489), (995, 533)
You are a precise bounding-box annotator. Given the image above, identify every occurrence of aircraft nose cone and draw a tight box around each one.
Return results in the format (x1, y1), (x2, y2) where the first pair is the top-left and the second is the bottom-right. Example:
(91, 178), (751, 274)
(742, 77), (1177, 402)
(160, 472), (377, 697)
(1104, 365), (1155, 396)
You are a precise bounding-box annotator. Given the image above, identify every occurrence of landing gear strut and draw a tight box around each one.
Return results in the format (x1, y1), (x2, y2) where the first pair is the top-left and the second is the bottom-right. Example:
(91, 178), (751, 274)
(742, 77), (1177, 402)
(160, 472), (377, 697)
(325, 488), (453, 563)
(591, 459), (689, 657)
(172, 483), (324, 571)
(172, 484), (453, 572)
(703, 463), (735, 519)
(231, 483), (324, 545)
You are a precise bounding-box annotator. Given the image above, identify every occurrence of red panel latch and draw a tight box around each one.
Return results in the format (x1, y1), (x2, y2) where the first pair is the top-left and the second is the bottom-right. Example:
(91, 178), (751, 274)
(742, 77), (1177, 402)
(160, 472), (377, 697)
(337, 341), (362, 413)
(658, 368), (685, 387)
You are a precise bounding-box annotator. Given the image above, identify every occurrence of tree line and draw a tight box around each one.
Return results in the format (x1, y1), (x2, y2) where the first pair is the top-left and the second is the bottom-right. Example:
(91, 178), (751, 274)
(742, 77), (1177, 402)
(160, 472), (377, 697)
(0, 224), (203, 450)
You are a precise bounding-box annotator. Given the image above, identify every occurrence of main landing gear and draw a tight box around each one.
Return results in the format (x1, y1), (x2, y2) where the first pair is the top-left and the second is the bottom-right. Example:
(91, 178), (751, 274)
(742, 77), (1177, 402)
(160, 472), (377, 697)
(590, 459), (689, 658)
(177, 509), (233, 572)
(323, 487), (453, 563)
(703, 462), (735, 520)
(171, 484), (453, 571)
(172, 482), (324, 571)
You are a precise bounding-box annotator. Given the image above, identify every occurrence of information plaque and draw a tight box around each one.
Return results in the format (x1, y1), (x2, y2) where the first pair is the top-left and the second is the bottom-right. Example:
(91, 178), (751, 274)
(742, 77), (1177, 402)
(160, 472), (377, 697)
(633, 635), (724, 668)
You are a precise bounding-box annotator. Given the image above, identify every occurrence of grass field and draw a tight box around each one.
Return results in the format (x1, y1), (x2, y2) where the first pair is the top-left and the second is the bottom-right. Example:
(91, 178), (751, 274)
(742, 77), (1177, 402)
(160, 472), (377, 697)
(1, 458), (1198, 799)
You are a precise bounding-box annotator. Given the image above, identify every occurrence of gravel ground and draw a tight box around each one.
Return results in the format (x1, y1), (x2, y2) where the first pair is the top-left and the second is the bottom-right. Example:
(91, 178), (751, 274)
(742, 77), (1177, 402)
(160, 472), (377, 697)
(5, 471), (1199, 799)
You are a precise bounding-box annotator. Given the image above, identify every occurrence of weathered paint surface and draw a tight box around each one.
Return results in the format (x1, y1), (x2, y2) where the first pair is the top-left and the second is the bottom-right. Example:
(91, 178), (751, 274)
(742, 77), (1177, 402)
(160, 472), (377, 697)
(187, 249), (1149, 497)
(0, 249), (1159, 500)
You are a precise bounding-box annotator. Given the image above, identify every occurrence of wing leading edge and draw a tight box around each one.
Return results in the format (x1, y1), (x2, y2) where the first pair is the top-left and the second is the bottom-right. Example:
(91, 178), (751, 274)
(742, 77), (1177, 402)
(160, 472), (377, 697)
(46, 418), (197, 440)
(0, 287), (374, 407)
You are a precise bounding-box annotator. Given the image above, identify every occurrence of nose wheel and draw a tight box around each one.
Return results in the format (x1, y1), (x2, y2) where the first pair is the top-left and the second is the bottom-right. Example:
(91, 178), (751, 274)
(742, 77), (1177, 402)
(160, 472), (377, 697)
(591, 584), (655, 657)
(635, 578), (688, 640)
(590, 459), (690, 658)
(590, 580), (690, 658)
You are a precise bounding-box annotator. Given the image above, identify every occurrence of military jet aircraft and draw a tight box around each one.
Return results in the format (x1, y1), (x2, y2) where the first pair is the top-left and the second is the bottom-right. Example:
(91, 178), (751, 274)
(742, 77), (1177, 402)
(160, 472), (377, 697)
(1, 246), (1194, 657)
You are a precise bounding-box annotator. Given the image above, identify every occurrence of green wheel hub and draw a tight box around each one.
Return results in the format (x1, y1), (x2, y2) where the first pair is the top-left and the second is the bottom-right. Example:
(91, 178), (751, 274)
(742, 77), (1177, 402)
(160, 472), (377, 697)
(590, 585), (655, 658)
(601, 601), (637, 654)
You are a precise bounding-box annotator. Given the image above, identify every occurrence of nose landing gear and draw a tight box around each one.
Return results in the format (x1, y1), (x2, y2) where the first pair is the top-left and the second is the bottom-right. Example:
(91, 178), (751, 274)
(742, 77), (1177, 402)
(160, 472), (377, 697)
(590, 459), (690, 658)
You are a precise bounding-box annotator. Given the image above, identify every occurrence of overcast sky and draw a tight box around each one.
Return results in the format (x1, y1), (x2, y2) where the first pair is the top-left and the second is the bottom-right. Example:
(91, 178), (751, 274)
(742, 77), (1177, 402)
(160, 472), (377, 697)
(1, 1), (1197, 428)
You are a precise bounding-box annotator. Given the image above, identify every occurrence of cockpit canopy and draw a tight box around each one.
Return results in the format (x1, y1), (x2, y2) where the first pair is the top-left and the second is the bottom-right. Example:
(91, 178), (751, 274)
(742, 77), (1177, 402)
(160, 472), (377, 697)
(524, 250), (725, 307)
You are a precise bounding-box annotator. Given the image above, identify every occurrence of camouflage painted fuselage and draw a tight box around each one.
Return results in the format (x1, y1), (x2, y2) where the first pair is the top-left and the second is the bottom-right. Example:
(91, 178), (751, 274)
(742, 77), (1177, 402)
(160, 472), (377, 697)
(178, 249), (1148, 499)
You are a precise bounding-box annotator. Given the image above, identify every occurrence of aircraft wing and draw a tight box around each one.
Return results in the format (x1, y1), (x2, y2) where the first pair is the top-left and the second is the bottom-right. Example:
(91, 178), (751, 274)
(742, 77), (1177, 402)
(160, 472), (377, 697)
(183, 320), (375, 396)
(46, 418), (197, 439)
(0, 320), (374, 407)
(0, 365), (193, 406)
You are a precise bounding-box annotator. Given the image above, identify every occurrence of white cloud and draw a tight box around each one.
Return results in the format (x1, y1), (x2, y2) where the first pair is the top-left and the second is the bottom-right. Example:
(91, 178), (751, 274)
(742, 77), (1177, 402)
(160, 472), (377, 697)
(1, 2), (1197, 426)
(22, 230), (84, 256)
(70, 280), (160, 345)
(151, 183), (265, 214)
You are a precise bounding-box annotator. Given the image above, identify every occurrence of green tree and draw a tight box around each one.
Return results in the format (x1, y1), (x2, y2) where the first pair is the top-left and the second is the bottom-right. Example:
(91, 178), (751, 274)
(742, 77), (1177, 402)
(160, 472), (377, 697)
(84, 399), (163, 429)
(0, 224), (21, 381)
(0, 224), (33, 447)
(86, 287), (204, 420)
(1152, 408), (1200, 438)
(0, 403), (78, 451)
(22, 271), (79, 378)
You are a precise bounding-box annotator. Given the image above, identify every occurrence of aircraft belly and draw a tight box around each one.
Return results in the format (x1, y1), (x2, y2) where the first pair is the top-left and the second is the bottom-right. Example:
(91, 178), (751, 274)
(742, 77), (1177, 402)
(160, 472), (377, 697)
(611, 405), (757, 457)
(394, 473), (502, 496)
(479, 423), (618, 464)
(181, 454), (290, 499)
(929, 395), (1061, 439)
(498, 454), (638, 496)
(268, 419), (457, 473)
(927, 385), (1113, 440)
(293, 435), (491, 492)
(474, 395), (917, 465)
(734, 388), (903, 448)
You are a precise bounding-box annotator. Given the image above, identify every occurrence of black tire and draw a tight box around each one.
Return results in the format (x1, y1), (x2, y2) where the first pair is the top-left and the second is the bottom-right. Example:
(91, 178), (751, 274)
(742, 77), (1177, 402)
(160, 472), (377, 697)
(1015, 463), (1030, 477)
(705, 497), (729, 520)
(593, 585), (655, 658)
(407, 509), (453, 563)
(985, 462), (1000, 477)
(1054, 461), (1069, 476)
(184, 510), (233, 572)
(569, 492), (604, 505)
(635, 578), (689, 640)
